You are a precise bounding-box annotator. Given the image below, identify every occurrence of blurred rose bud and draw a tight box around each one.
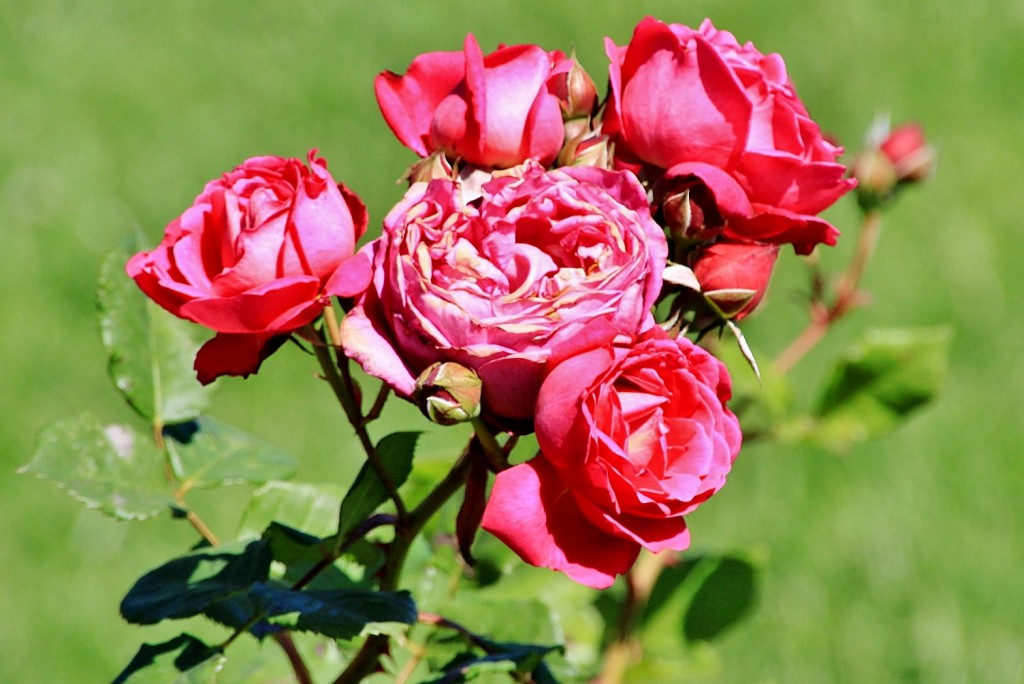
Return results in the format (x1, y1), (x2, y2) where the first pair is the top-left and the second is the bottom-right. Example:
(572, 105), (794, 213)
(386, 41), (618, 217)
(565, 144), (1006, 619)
(691, 241), (780, 320)
(414, 362), (483, 426)
(550, 54), (598, 120)
(880, 123), (936, 184)
(854, 120), (935, 208)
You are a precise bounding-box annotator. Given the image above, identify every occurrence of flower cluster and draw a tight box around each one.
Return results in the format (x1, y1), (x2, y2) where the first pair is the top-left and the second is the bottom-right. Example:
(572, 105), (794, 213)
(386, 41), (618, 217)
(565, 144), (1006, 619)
(127, 17), (854, 588)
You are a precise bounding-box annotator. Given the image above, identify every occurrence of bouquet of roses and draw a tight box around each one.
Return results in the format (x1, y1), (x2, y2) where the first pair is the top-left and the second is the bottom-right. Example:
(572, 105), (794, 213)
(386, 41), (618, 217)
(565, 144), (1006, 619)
(24, 16), (943, 684)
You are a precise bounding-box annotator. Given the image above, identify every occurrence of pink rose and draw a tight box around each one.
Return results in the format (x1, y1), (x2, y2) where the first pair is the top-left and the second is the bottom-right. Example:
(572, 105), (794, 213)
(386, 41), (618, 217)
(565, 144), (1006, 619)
(482, 329), (741, 588)
(127, 151), (370, 384)
(375, 35), (568, 168)
(604, 17), (855, 253)
(340, 163), (667, 427)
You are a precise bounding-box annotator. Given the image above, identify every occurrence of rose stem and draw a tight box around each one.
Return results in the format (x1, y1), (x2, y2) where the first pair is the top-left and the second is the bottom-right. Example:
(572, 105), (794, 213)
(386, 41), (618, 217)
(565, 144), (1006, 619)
(597, 549), (670, 684)
(774, 208), (882, 374)
(333, 443), (474, 684)
(308, 322), (410, 521)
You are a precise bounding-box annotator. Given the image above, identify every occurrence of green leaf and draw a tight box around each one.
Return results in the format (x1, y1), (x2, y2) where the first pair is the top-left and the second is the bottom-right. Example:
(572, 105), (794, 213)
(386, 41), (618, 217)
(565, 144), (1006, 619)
(238, 481), (346, 539)
(98, 239), (213, 424)
(112, 633), (224, 684)
(252, 585), (417, 640)
(425, 641), (562, 684)
(812, 326), (952, 449)
(164, 417), (297, 488)
(641, 553), (760, 645)
(19, 413), (173, 520)
(260, 522), (379, 591)
(120, 539), (271, 625)
(337, 432), (419, 537)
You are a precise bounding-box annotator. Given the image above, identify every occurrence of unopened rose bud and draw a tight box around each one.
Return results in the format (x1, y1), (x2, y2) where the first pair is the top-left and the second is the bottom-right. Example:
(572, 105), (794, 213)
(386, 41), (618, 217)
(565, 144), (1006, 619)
(561, 133), (611, 169)
(854, 119), (936, 209)
(413, 362), (483, 426)
(691, 241), (780, 320)
(551, 55), (598, 120)
(880, 123), (936, 184)
(654, 174), (727, 244)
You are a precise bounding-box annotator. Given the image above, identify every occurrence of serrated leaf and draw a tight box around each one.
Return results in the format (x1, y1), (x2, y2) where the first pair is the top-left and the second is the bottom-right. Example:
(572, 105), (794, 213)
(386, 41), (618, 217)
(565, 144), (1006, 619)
(98, 239), (213, 424)
(238, 481), (346, 539)
(19, 414), (173, 520)
(812, 326), (952, 449)
(112, 633), (224, 684)
(425, 641), (562, 684)
(120, 539), (271, 625)
(251, 584), (416, 640)
(164, 417), (297, 488)
(338, 432), (419, 537)
(260, 522), (374, 591)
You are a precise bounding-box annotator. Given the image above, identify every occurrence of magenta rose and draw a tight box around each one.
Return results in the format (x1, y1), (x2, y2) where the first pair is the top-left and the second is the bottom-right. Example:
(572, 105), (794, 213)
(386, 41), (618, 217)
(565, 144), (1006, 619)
(127, 151), (369, 384)
(375, 34), (568, 169)
(482, 329), (741, 588)
(340, 163), (667, 427)
(604, 17), (855, 253)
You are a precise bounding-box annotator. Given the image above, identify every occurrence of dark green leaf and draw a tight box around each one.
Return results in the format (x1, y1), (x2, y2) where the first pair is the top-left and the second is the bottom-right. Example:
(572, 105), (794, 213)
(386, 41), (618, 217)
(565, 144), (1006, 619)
(98, 239), (213, 424)
(251, 584), (416, 640)
(337, 432), (419, 537)
(641, 553), (759, 645)
(813, 326), (952, 449)
(112, 633), (223, 684)
(425, 641), (562, 684)
(164, 417), (297, 488)
(260, 522), (377, 591)
(19, 414), (172, 520)
(120, 539), (271, 624)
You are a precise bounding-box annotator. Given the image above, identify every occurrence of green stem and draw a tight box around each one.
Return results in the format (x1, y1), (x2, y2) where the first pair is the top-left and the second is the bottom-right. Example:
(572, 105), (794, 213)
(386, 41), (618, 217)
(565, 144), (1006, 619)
(309, 324), (409, 521)
(333, 443), (474, 684)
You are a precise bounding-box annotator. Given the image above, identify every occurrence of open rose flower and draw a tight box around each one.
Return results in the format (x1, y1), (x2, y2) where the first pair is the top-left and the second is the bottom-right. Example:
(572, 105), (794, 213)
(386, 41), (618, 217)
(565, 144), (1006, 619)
(127, 151), (369, 384)
(604, 17), (855, 253)
(482, 329), (741, 588)
(340, 163), (667, 427)
(375, 35), (568, 168)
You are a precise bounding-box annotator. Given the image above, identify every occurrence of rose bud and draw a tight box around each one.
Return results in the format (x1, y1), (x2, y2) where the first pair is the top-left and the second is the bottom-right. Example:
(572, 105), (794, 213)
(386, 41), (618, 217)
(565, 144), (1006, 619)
(413, 362), (483, 426)
(691, 241), (780, 320)
(549, 53), (598, 120)
(880, 123), (936, 184)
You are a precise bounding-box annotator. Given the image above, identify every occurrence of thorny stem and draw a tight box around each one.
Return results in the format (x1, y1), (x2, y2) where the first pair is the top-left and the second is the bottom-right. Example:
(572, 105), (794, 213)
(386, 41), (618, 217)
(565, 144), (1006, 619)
(308, 324), (410, 521)
(333, 442), (475, 684)
(774, 209), (882, 374)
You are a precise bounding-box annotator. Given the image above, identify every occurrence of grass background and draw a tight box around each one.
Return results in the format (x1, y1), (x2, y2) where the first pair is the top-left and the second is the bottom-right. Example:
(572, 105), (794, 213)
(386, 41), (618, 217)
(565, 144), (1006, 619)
(2, 1), (1022, 682)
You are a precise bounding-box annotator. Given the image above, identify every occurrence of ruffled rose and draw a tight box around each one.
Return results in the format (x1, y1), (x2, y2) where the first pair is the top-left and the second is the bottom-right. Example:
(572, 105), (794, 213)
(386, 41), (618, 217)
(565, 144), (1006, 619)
(127, 151), (369, 383)
(482, 329), (741, 588)
(376, 35), (569, 169)
(340, 163), (667, 427)
(604, 17), (855, 253)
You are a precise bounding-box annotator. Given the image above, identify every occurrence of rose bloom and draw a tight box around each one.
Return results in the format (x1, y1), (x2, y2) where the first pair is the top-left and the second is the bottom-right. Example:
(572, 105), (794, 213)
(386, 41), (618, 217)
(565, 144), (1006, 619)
(604, 17), (855, 253)
(482, 329), (742, 588)
(375, 34), (568, 168)
(340, 163), (667, 427)
(127, 151), (369, 384)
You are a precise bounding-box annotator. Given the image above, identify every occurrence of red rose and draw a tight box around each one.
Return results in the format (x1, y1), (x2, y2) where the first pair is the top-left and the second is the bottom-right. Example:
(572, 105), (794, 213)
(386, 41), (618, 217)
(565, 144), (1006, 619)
(375, 35), (568, 168)
(482, 329), (741, 588)
(340, 163), (667, 427)
(126, 151), (369, 384)
(604, 17), (855, 253)
(691, 241), (780, 320)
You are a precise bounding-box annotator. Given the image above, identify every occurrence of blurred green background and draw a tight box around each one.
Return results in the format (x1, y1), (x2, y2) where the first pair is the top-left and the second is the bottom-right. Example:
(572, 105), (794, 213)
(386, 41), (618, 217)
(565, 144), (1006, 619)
(2, 1), (1022, 682)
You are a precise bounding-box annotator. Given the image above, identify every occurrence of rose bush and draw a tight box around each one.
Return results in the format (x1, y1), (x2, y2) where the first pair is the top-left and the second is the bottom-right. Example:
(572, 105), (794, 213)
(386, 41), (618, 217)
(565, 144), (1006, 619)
(340, 162), (667, 427)
(376, 34), (569, 169)
(127, 151), (369, 383)
(604, 17), (855, 253)
(482, 328), (742, 588)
